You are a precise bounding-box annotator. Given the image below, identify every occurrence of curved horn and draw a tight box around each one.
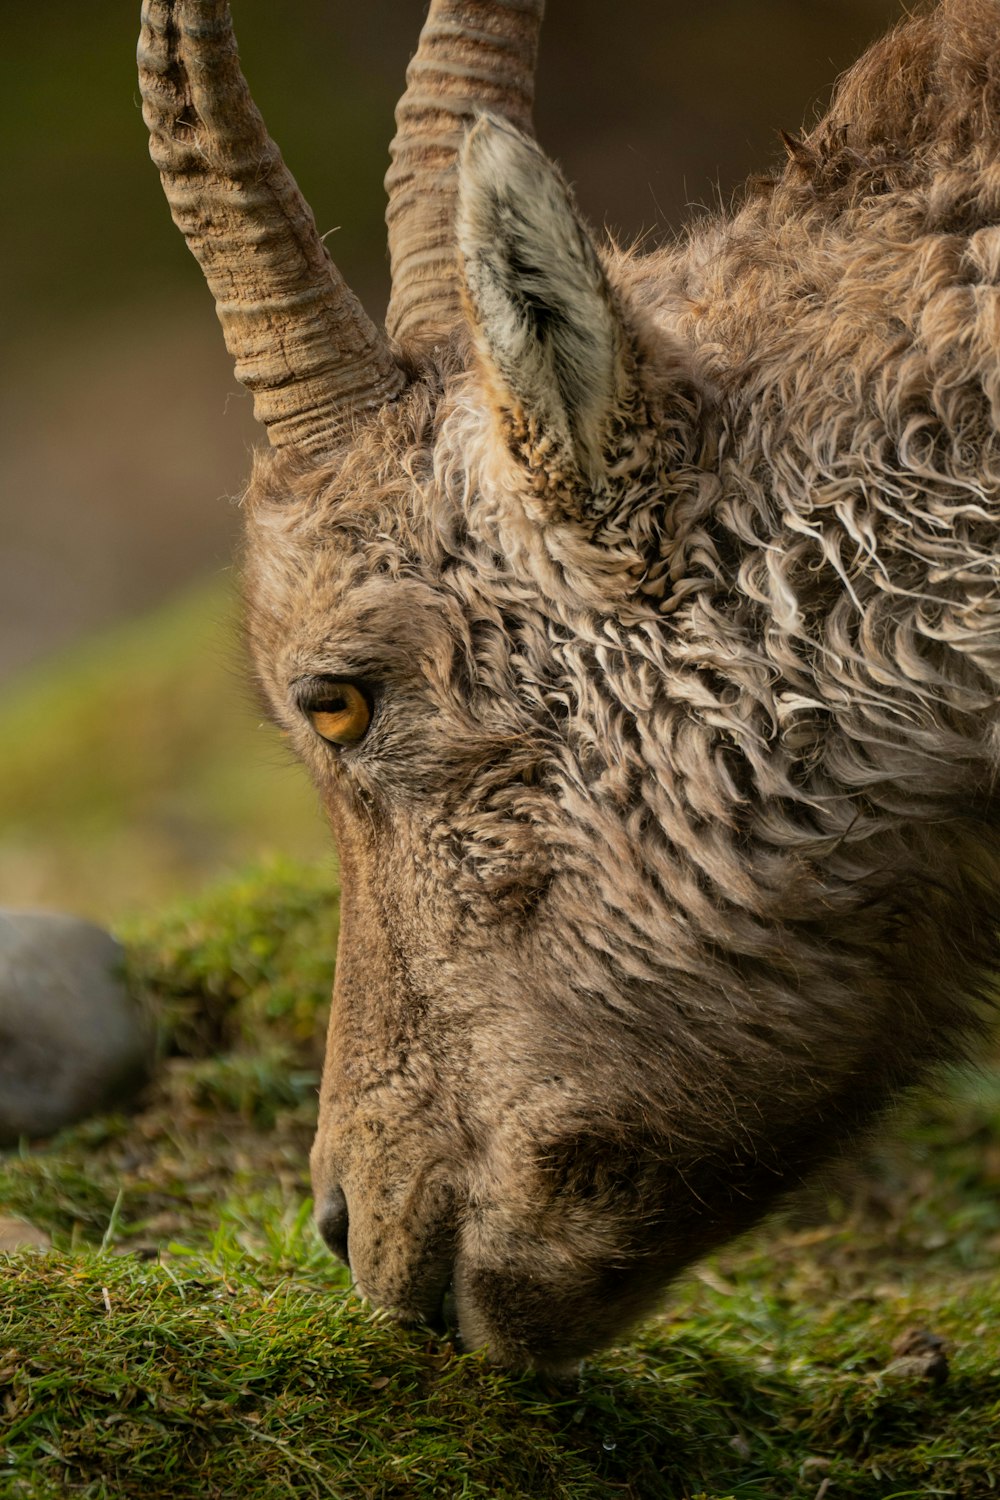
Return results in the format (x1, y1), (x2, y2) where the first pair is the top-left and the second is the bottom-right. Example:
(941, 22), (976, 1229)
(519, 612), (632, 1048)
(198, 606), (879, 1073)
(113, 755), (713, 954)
(385, 0), (544, 347)
(138, 0), (405, 455)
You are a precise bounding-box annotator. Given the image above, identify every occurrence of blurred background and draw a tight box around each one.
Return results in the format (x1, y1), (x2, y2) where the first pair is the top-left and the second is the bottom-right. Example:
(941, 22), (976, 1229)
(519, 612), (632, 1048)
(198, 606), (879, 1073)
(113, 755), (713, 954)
(0, 0), (903, 919)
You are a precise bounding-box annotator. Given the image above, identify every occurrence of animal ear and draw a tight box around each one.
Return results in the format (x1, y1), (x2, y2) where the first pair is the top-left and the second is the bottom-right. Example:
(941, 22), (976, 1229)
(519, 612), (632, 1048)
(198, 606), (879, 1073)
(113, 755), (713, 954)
(457, 116), (640, 517)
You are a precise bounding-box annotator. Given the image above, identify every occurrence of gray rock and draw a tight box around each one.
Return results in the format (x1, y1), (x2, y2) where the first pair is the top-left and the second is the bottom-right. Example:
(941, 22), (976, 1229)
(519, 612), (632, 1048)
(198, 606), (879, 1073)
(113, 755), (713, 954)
(0, 1215), (51, 1252)
(0, 911), (152, 1144)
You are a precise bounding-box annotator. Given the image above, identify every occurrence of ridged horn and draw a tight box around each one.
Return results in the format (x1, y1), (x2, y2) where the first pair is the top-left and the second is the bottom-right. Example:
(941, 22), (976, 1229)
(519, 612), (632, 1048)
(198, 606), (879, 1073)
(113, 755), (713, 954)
(138, 0), (406, 455)
(385, 0), (544, 347)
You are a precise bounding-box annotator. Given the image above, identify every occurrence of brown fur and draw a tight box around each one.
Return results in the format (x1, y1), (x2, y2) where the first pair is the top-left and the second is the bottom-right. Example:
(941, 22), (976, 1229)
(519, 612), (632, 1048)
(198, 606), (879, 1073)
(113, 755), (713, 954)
(235, 0), (1000, 1370)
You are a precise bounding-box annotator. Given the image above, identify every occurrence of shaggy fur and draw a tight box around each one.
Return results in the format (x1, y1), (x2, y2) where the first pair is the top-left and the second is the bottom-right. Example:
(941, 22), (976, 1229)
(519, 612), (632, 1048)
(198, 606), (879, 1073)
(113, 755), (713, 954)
(237, 0), (1000, 1370)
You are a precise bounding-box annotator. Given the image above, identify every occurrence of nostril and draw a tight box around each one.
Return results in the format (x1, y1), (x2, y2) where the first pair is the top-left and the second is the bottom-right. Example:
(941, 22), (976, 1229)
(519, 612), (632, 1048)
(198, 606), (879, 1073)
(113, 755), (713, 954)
(316, 1185), (350, 1264)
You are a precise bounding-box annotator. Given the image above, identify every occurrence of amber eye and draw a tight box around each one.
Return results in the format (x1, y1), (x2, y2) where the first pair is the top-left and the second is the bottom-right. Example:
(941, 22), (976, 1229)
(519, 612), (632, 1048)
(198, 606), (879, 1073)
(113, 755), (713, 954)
(305, 682), (371, 746)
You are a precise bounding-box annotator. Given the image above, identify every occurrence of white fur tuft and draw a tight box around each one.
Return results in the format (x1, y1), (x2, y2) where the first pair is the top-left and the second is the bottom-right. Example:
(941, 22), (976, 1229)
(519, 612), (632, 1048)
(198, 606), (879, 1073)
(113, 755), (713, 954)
(457, 115), (631, 501)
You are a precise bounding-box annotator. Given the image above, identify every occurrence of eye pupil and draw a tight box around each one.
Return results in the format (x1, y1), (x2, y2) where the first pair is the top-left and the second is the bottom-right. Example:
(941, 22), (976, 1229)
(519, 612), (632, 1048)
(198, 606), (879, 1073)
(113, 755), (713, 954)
(304, 681), (371, 747)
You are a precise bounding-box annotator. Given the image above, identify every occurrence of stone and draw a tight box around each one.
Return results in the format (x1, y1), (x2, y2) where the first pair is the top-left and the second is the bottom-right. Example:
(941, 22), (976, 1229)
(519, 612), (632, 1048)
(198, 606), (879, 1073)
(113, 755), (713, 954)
(0, 911), (152, 1145)
(0, 1216), (51, 1252)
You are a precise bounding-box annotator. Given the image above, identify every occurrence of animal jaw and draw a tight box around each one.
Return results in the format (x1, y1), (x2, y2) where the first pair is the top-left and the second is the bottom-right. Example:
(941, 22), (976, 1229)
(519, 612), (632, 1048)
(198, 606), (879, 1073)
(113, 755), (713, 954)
(142, 0), (1000, 1371)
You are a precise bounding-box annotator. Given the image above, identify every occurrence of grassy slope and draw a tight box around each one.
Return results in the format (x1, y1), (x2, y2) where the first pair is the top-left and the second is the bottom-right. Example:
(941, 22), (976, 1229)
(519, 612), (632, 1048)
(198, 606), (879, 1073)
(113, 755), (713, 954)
(0, 591), (998, 1496)
(0, 580), (329, 919)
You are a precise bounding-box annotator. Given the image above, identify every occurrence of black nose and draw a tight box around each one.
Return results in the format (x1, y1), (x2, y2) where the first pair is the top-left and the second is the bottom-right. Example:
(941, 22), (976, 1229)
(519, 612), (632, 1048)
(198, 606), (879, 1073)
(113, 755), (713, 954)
(316, 1186), (350, 1264)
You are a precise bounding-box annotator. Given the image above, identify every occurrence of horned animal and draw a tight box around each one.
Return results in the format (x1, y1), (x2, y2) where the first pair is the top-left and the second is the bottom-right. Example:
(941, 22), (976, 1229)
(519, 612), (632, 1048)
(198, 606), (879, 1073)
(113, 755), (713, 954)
(138, 0), (1000, 1370)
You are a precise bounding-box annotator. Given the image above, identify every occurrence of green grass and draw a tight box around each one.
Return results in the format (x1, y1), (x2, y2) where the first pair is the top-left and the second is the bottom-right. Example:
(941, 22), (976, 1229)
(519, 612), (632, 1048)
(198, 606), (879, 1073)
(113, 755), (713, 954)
(0, 580), (330, 919)
(1, 867), (999, 1498)
(122, 857), (339, 1061)
(2, 1146), (999, 1499)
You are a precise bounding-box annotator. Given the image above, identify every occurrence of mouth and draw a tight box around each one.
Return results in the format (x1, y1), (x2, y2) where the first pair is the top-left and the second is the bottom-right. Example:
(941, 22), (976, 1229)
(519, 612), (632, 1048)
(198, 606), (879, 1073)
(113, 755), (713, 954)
(355, 1268), (583, 1373)
(315, 1166), (664, 1370)
(319, 1192), (650, 1371)
(438, 1280), (460, 1339)
(397, 1277), (458, 1341)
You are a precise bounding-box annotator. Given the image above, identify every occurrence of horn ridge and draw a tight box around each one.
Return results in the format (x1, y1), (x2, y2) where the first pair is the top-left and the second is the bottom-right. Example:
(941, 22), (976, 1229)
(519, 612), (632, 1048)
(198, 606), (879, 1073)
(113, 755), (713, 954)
(385, 0), (545, 347)
(138, 0), (405, 455)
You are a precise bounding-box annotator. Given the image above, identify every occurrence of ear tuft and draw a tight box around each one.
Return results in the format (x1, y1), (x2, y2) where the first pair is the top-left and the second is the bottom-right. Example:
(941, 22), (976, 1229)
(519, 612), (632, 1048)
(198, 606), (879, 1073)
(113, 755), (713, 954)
(457, 116), (636, 512)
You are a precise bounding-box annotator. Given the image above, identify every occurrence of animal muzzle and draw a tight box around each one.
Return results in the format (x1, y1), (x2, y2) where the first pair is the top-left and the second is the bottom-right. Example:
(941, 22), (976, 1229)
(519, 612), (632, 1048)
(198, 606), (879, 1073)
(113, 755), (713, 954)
(314, 1178), (668, 1372)
(314, 1174), (459, 1333)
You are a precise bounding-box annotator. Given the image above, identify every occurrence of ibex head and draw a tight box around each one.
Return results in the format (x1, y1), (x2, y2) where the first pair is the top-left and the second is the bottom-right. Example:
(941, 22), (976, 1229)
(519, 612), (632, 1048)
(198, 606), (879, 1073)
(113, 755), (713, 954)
(139, 0), (1000, 1369)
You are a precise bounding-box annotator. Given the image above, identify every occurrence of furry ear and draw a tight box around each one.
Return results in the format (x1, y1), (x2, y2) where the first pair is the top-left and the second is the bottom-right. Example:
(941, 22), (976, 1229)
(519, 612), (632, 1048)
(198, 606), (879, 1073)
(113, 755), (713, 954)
(457, 116), (639, 518)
